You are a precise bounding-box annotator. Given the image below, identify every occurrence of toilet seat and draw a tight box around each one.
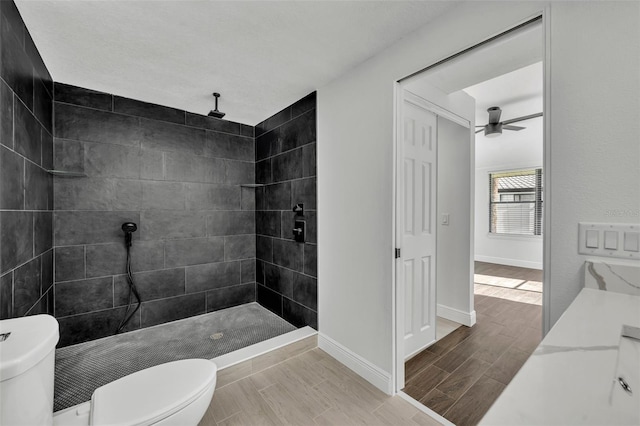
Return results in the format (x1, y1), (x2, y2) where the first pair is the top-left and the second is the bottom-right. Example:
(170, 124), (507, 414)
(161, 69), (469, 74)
(90, 359), (217, 426)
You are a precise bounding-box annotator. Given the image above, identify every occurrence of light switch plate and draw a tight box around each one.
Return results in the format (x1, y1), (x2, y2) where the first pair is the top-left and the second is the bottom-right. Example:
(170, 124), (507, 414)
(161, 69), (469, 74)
(579, 223), (640, 260)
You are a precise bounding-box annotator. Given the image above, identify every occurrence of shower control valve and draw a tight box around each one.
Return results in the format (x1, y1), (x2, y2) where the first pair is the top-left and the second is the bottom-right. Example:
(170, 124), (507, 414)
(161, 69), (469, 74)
(293, 203), (304, 215)
(293, 220), (306, 243)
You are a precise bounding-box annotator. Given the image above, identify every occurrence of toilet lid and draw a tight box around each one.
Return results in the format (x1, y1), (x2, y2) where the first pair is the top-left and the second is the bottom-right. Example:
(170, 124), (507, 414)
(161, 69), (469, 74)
(90, 359), (217, 426)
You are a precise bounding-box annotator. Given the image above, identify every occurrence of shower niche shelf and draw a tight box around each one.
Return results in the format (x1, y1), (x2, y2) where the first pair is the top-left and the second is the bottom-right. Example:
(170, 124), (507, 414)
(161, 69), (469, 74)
(240, 184), (265, 188)
(47, 170), (87, 178)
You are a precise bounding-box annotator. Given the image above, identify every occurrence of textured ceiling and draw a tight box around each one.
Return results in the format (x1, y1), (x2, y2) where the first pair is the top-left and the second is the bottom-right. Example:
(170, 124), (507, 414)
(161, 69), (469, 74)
(16, 1), (459, 125)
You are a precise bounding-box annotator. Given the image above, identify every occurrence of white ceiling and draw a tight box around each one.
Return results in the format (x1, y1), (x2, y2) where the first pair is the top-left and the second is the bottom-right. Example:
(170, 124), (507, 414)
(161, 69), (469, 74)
(16, 0), (459, 125)
(465, 62), (544, 169)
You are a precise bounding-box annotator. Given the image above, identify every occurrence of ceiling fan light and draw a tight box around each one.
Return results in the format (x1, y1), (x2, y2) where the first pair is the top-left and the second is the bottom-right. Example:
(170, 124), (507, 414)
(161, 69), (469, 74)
(484, 123), (502, 137)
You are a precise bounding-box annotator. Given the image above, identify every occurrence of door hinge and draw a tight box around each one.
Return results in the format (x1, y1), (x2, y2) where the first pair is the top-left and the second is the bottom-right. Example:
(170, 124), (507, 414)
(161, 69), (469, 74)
(395, 248), (401, 259)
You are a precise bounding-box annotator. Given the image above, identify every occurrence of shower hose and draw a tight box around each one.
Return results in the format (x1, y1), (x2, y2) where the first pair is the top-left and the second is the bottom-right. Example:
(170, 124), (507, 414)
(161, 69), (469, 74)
(116, 243), (142, 334)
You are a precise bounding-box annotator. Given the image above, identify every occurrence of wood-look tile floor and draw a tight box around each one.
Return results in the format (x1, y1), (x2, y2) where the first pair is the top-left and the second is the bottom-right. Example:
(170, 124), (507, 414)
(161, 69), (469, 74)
(404, 263), (543, 426)
(200, 346), (442, 426)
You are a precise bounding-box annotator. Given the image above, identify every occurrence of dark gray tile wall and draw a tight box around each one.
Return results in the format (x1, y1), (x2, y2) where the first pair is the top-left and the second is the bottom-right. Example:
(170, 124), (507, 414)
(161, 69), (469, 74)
(255, 92), (317, 329)
(53, 83), (257, 346)
(0, 1), (54, 320)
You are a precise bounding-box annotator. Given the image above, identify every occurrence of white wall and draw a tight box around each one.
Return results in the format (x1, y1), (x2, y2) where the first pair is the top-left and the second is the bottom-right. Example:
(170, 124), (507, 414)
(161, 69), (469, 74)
(475, 116), (544, 269)
(318, 0), (640, 383)
(437, 116), (475, 322)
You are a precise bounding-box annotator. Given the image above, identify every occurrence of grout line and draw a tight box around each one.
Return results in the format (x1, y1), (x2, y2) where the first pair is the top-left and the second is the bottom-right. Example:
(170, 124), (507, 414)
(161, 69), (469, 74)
(53, 100), (253, 138)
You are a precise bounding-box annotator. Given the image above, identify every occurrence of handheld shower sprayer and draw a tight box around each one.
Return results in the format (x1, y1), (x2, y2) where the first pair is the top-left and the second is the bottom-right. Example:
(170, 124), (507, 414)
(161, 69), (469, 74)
(117, 222), (141, 334)
(121, 222), (137, 248)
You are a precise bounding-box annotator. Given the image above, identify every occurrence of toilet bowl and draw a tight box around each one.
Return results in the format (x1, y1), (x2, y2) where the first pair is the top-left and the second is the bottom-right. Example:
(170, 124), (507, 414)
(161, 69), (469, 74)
(0, 315), (217, 426)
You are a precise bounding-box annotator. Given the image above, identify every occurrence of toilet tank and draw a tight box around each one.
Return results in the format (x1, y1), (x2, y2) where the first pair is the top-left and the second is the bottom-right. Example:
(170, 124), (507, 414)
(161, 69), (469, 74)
(0, 315), (59, 426)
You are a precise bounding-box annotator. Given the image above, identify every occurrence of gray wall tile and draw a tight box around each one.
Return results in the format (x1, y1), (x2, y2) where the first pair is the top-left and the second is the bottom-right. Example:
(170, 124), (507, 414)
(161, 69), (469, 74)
(165, 151), (225, 183)
(241, 187), (255, 211)
(84, 142), (140, 178)
(57, 306), (140, 347)
(1, 211), (33, 272)
(0, 145), (24, 209)
(0, 272), (13, 319)
(256, 235), (273, 262)
(291, 177), (316, 210)
(55, 276), (113, 316)
(225, 160), (255, 185)
(41, 129), (53, 170)
(256, 211), (281, 238)
(273, 238), (303, 272)
(283, 298), (317, 329)
(54, 83), (112, 111)
(291, 92), (316, 118)
(114, 267), (185, 305)
(206, 283), (254, 312)
(240, 259), (256, 283)
(55, 246), (85, 282)
(256, 284), (282, 316)
(14, 96), (41, 165)
(54, 211), (140, 245)
(256, 159), (271, 185)
(185, 183), (240, 210)
(53, 138), (84, 173)
(205, 132), (254, 161)
(304, 244), (317, 277)
(141, 181), (185, 210)
(0, 79), (14, 149)
(86, 240), (164, 278)
(54, 178), (142, 211)
(302, 143), (316, 177)
(41, 249), (53, 293)
(164, 237), (224, 267)
(140, 211), (206, 240)
(139, 149), (163, 180)
(25, 160), (52, 210)
(34, 79), (52, 134)
(185, 261), (240, 293)
(140, 118), (204, 155)
(207, 211), (255, 236)
(34, 211), (52, 256)
(224, 235), (256, 261)
(265, 182), (291, 210)
(140, 293), (205, 328)
(13, 257), (41, 316)
(264, 263), (293, 298)
(186, 113), (241, 134)
(272, 148), (303, 182)
(54, 103), (141, 146)
(114, 96), (185, 125)
(292, 273), (317, 310)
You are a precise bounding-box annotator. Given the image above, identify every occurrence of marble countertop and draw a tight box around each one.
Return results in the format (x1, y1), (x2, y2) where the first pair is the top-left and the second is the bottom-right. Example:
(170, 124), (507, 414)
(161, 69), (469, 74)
(481, 287), (640, 425)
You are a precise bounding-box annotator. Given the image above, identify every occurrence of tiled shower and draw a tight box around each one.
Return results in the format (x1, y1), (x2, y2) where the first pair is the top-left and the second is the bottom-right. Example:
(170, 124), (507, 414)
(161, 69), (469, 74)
(0, 1), (317, 347)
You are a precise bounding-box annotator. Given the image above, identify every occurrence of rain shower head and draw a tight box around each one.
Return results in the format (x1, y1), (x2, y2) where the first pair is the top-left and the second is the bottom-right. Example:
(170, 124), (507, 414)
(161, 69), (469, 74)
(208, 92), (226, 119)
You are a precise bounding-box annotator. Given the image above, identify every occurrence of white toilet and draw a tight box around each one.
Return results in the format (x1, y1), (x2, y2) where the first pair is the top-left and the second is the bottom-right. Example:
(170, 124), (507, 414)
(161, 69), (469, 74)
(0, 315), (217, 426)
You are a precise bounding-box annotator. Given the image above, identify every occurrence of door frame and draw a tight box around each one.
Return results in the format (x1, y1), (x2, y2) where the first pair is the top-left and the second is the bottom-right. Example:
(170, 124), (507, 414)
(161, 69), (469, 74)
(391, 8), (551, 394)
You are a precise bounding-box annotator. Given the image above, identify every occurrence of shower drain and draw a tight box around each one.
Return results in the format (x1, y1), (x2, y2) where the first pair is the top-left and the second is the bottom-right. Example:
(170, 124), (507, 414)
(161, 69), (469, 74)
(210, 333), (224, 340)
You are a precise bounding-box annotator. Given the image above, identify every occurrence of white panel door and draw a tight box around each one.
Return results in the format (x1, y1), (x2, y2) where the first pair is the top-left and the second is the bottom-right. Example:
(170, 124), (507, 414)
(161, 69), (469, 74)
(401, 99), (437, 359)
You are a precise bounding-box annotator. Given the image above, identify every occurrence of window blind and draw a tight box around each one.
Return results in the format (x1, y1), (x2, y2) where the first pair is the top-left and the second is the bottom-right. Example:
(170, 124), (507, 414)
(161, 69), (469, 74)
(489, 168), (543, 236)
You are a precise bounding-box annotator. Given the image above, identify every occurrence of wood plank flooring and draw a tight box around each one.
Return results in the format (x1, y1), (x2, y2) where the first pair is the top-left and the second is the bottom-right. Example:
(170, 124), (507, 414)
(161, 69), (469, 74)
(200, 342), (442, 426)
(404, 262), (543, 426)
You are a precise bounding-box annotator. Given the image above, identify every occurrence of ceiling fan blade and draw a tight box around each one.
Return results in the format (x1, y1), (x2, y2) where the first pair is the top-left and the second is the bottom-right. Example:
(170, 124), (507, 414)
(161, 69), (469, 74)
(503, 125), (525, 131)
(502, 112), (543, 125)
(475, 128), (484, 134)
(488, 107), (502, 124)
(475, 125), (484, 127)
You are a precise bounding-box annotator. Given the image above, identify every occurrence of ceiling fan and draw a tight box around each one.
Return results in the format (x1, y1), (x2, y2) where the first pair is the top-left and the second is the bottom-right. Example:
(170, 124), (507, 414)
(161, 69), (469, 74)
(476, 106), (543, 137)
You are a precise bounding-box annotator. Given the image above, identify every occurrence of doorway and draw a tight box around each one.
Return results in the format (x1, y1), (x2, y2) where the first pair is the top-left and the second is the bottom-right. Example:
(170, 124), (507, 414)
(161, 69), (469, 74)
(393, 13), (547, 425)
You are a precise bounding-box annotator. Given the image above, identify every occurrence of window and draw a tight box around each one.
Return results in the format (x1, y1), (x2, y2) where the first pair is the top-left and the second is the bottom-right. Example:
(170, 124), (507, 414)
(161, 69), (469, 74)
(489, 168), (543, 236)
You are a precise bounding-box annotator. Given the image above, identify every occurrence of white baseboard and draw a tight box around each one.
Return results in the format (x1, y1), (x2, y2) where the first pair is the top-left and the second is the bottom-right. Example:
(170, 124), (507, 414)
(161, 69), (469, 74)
(318, 333), (393, 395)
(475, 255), (542, 270)
(437, 304), (476, 327)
